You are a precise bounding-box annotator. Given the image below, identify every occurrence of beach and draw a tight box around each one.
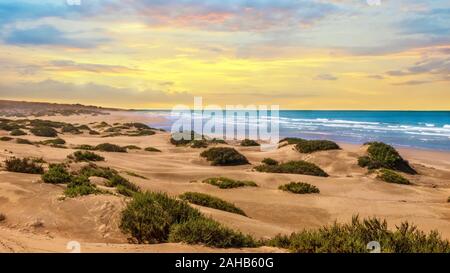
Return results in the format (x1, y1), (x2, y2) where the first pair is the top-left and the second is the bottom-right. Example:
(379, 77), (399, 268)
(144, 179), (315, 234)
(1, 108), (450, 253)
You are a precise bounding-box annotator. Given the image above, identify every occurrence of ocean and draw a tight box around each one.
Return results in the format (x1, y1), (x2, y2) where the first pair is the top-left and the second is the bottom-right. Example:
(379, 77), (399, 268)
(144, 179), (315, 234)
(142, 110), (450, 152)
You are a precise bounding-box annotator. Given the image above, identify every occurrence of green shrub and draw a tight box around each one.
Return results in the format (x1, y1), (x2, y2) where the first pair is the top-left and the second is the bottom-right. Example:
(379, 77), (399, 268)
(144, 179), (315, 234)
(74, 144), (96, 150)
(169, 217), (256, 248)
(10, 129), (26, 136)
(145, 147), (162, 152)
(29, 119), (65, 128)
(124, 145), (141, 150)
(203, 177), (257, 189)
(262, 158), (278, 165)
(0, 136), (13, 141)
(116, 184), (138, 197)
(128, 129), (156, 136)
(42, 164), (72, 184)
(180, 192), (246, 216)
(279, 182), (320, 194)
(71, 151), (105, 162)
(16, 138), (34, 145)
(30, 126), (58, 137)
(106, 174), (140, 193)
(200, 147), (249, 166)
(170, 131), (203, 146)
(4, 157), (44, 174)
(376, 169), (411, 185)
(267, 216), (450, 253)
(0, 122), (20, 131)
(209, 138), (227, 144)
(190, 140), (208, 148)
(95, 143), (127, 153)
(89, 130), (100, 135)
(41, 138), (66, 145)
(240, 139), (260, 147)
(61, 124), (82, 134)
(79, 164), (118, 179)
(255, 160), (328, 177)
(361, 142), (417, 174)
(64, 175), (101, 198)
(120, 192), (202, 244)
(77, 125), (91, 131)
(279, 137), (307, 145)
(295, 139), (340, 153)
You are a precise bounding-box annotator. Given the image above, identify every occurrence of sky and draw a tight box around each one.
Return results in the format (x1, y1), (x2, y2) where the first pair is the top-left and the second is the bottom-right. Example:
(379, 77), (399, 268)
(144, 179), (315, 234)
(0, 0), (449, 110)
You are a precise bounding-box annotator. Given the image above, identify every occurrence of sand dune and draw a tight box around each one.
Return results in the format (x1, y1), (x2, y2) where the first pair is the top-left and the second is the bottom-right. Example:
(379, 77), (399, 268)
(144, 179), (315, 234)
(1, 110), (450, 253)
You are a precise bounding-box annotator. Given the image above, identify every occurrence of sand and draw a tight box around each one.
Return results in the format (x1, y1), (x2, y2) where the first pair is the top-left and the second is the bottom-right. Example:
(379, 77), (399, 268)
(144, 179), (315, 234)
(1, 110), (450, 253)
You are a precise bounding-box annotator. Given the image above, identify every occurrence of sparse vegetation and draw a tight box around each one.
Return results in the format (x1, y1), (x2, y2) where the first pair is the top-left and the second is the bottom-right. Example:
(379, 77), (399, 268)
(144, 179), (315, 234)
(203, 177), (257, 189)
(279, 137), (307, 145)
(180, 192), (246, 216)
(170, 131), (203, 146)
(16, 138), (34, 145)
(30, 126), (58, 137)
(240, 139), (260, 147)
(64, 175), (101, 198)
(359, 142), (417, 174)
(61, 124), (82, 134)
(89, 130), (100, 135)
(255, 160), (328, 177)
(128, 129), (156, 136)
(79, 163), (117, 180)
(41, 164), (72, 184)
(40, 138), (66, 146)
(70, 151), (105, 162)
(376, 169), (411, 185)
(295, 139), (340, 153)
(105, 174), (140, 193)
(169, 217), (256, 248)
(95, 143), (127, 153)
(125, 171), (148, 180)
(262, 158), (278, 166)
(145, 147), (162, 152)
(200, 147), (249, 166)
(190, 140), (208, 148)
(279, 182), (320, 194)
(120, 191), (256, 248)
(4, 157), (44, 174)
(10, 129), (26, 136)
(267, 216), (450, 253)
(0, 136), (13, 141)
(74, 144), (96, 150)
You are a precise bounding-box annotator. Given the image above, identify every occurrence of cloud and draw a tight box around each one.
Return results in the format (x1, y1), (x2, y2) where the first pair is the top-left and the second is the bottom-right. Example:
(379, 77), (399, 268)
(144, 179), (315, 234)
(367, 75), (385, 80)
(3, 25), (108, 48)
(392, 80), (432, 86)
(386, 57), (450, 80)
(314, 73), (338, 81)
(0, 79), (192, 107)
(47, 60), (139, 73)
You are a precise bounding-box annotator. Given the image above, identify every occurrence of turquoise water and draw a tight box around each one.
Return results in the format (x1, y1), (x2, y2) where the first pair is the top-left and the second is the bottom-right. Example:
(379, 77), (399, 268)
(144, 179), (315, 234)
(144, 110), (450, 151)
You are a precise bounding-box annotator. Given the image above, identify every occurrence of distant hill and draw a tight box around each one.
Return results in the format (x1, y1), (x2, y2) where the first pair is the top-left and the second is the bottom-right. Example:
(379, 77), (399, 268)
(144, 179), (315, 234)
(0, 100), (123, 117)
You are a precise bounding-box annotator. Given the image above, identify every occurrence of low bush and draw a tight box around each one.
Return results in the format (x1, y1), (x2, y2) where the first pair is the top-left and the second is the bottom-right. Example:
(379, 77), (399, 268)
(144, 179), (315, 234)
(128, 129), (156, 136)
(64, 175), (101, 198)
(0, 136), (13, 141)
(120, 192), (202, 244)
(279, 137), (307, 145)
(74, 144), (96, 150)
(95, 143), (127, 153)
(116, 184), (138, 197)
(29, 119), (65, 128)
(255, 160), (328, 177)
(61, 124), (82, 134)
(295, 139), (340, 153)
(77, 125), (91, 131)
(190, 140), (208, 148)
(30, 126), (58, 137)
(170, 131), (203, 146)
(262, 158), (278, 166)
(203, 177), (257, 189)
(16, 138), (34, 145)
(0, 213), (5, 222)
(145, 147), (162, 152)
(267, 216), (450, 253)
(120, 191), (255, 248)
(71, 151), (105, 162)
(240, 139), (260, 147)
(376, 169), (411, 185)
(180, 192), (247, 216)
(4, 157), (44, 174)
(41, 164), (72, 184)
(41, 138), (66, 145)
(169, 217), (256, 248)
(10, 129), (26, 136)
(360, 142), (417, 174)
(200, 147), (249, 166)
(279, 182), (320, 194)
(105, 174), (140, 193)
(89, 130), (100, 135)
